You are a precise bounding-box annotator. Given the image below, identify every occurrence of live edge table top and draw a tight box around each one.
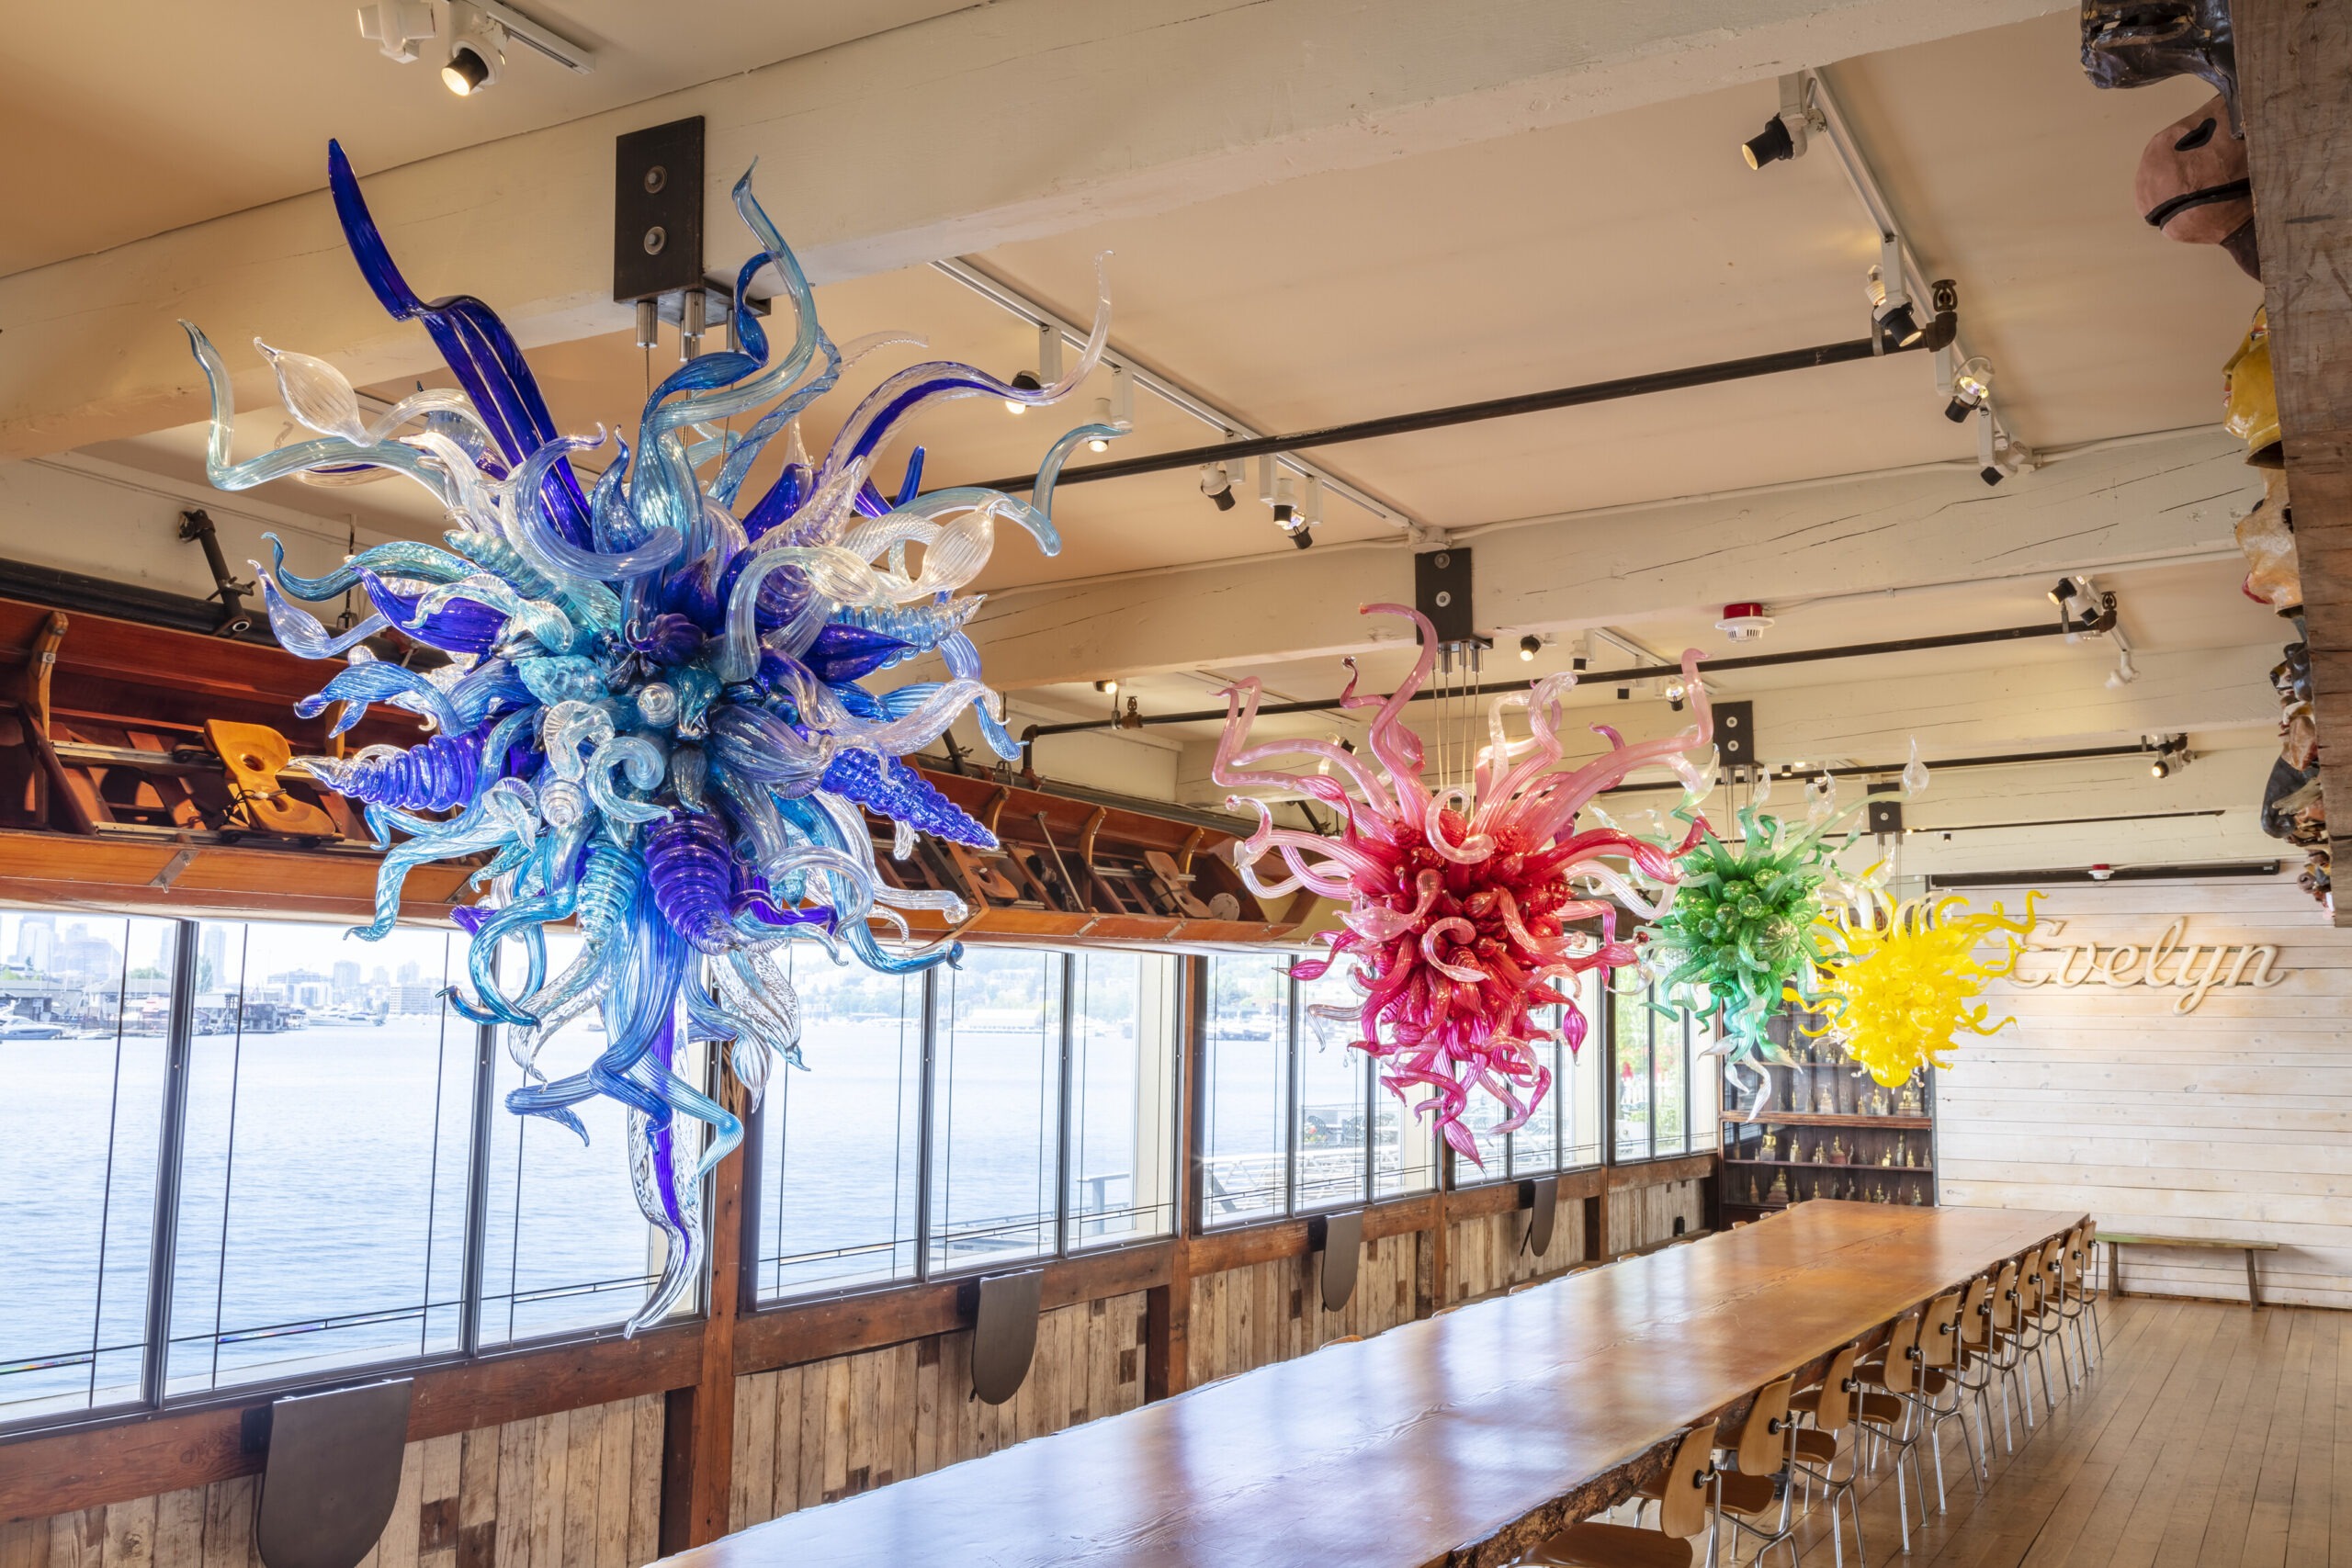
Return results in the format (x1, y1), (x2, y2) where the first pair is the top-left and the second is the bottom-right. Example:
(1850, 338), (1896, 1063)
(673, 1201), (2082, 1568)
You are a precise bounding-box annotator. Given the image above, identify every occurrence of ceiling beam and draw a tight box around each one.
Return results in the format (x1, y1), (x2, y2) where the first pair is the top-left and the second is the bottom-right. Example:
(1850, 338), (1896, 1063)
(0, 0), (2067, 462)
(2238, 0), (2352, 925)
(969, 428), (2260, 690)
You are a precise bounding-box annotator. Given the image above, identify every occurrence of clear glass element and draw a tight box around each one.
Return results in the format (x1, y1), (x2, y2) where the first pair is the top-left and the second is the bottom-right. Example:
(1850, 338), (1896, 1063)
(1200, 956), (1288, 1226)
(1688, 1009), (1722, 1154)
(165, 921), (474, 1395)
(1067, 953), (1178, 1249)
(479, 931), (695, 1346)
(753, 951), (922, 1299)
(1509, 1025), (1564, 1177)
(0, 914), (173, 1427)
(929, 950), (1062, 1272)
(1293, 964), (1368, 1211)
(1611, 982), (1653, 1161)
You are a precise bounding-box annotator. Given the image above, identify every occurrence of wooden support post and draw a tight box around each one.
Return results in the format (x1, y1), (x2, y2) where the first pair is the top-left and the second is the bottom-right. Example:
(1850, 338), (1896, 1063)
(659, 1070), (750, 1552)
(1145, 957), (1203, 1399)
(2241, 0), (2352, 924)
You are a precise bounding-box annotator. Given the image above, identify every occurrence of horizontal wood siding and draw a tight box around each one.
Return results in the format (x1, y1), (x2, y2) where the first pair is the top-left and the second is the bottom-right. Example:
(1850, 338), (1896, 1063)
(1941, 876), (2352, 1307)
(0, 1398), (661, 1568)
(725, 1292), (1148, 1533)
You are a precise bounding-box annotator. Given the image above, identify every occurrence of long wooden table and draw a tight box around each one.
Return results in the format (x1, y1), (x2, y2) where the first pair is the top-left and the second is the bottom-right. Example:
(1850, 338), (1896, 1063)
(675, 1201), (2081, 1568)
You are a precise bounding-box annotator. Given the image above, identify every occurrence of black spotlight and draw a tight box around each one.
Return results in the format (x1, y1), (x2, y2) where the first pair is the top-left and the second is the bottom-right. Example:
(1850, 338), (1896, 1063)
(1518, 633), (1542, 662)
(1876, 301), (1924, 351)
(2047, 578), (2079, 609)
(441, 43), (493, 95)
(1742, 116), (1795, 169)
(1945, 396), (1974, 423)
(1199, 465), (1236, 512)
(1289, 527), (1314, 550)
(1981, 466), (2006, 487)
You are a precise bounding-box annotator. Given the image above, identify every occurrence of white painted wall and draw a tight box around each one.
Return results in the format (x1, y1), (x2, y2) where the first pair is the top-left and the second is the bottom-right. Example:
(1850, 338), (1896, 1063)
(1939, 874), (2352, 1308)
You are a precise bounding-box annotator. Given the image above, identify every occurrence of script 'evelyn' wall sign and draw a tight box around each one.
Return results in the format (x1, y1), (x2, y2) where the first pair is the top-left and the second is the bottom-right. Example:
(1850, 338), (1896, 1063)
(2007, 917), (2290, 1013)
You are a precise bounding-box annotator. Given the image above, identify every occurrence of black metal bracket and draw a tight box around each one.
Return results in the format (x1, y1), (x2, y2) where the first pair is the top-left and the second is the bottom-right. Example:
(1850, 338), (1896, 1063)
(963, 1269), (1043, 1405)
(614, 118), (707, 304)
(1307, 1210), (1363, 1313)
(1713, 701), (1756, 771)
(1413, 548), (1476, 646)
(1515, 1175), (1558, 1257)
(176, 511), (254, 637)
(254, 1377), (414, 1568)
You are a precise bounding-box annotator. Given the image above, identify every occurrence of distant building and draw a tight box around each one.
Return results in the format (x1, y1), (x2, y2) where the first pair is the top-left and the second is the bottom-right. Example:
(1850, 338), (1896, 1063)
(391, 983), (442, 1014)
(11, 915), (55, 972)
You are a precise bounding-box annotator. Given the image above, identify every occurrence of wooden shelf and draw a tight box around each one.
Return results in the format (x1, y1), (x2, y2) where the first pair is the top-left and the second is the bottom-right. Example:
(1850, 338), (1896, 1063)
(1721, 1111), (1932, 1130)
(1721, 1152), (1938, 1166)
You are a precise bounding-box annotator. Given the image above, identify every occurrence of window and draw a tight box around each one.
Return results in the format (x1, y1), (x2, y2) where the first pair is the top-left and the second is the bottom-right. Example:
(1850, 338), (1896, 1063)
(0, 913), (174, 1426)
(1453, 967), (1605, 1185)
(1199, 955), (1288, 1225)
(748, 946), (1181, 1305)
(1067, 953), (1178, 1248)
(1200, 954), (1442, 1228)
(1609, 981), (1720, 1161)
(750, 953), (922, 1299)
(930, 949), (1062, 1270)
(168, 922), (477, 1392)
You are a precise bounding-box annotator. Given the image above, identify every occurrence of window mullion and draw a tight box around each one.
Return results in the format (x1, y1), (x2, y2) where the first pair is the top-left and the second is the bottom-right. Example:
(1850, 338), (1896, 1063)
(914, 964), (939, 1280)
(1054, 954), (1075, 1258)
(140, 919), (199, 1409)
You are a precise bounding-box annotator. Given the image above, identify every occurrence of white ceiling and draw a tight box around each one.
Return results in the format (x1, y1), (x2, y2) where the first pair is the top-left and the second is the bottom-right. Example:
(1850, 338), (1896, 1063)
(0, 0), (973, 275)
(83, 10), (2258, 604)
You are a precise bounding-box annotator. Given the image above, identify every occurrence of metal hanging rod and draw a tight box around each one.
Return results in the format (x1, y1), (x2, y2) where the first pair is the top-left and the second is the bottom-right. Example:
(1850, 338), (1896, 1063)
(1597, 743), (2159, 797)
(974, 333), (1925, 496)
(1017, 595), (2115, 771)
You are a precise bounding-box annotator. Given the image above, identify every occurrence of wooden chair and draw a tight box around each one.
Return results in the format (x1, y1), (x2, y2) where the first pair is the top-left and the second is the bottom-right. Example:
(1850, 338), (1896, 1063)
(1908, 1287), (1980, 1508)
(1522, 1425), (1716, 1568)
(1789, 1345), (1868, 1568)
(1949, 1275), (1998, 1477)
(2011, 1245), (2062, 1414)
(2068, 1221), (2106, 1365)
(1853, 1313), (1930, 1554)
(2052, 1225), (2098, 1381)
(1703, 1374), (1800, 1566)
(1980, 1258), (2030, 1451)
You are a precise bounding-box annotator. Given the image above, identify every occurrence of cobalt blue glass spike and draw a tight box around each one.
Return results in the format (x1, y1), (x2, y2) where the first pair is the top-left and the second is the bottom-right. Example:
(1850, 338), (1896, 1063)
(183, 142), (1121, 1337)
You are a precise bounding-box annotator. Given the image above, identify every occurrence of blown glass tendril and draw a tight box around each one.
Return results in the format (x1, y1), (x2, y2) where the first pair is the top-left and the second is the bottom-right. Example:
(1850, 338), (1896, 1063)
(1211, 604), (1716, 1165)
(1801, 886), (2041, 1086)
(180, 141), (1125, 1333)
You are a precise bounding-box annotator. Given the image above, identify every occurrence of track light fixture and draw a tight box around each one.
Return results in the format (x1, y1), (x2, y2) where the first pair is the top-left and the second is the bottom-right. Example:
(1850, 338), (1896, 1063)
(1518, 634), (1542, 662)
(1003, 370), (1043, 415)
(1093, 679), (1119, 695)
(440, 2), (503, 95)
(1741, 73), (1819, 171)
(1204, 463), (1241, 512)
(357, 0), (435, 62)
(1088, 398), (1114, 453)
(1945, 355), (1994, 423)
(2145, 733), (2190, 779)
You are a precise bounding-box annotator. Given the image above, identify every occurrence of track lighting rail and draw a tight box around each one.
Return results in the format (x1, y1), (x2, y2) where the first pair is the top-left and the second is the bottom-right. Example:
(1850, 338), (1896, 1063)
(974, 333), (1926, 496)
(1017, 600), (2115, 771)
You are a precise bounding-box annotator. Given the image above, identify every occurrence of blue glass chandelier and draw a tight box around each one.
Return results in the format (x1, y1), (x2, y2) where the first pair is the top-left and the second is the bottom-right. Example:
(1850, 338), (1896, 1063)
(180, 143), (1118, 1330)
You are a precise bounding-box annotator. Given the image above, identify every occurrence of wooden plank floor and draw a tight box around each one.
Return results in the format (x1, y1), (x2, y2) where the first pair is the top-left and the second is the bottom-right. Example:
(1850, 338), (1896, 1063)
(1735, 1294), (2346, 1566)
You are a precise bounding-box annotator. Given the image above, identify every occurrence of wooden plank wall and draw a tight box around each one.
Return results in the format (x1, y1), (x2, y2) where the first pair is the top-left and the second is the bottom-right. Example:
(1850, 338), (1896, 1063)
(1185, 1234), (1419, 1386)
(1445, 1195), (1586, 1303)
(0, 1396), (662, 1568)
(1606, 1177), (1708, 1257)
(727, 1292), (1148, 1534)
(1940, 874), (2352, 1307)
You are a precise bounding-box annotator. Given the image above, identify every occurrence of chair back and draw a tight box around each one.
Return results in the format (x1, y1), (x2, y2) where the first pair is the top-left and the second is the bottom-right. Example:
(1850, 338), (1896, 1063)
(2063, 1224), (2087, 1288)
(1657, 1425), (1720, 1539)
(1812, 1345), (1861, 1434)
(1991, 1259), (2019, 1331)
(1917, 1288), (1962, 1371)
(2043, 1236), (2069, 1301)
(1880, 1313), (1921, 1394)
(2015, 1252), (2042, 1315)
(1958, 1276), (1993, 1353)
(1735, 1374), (1796, 1474)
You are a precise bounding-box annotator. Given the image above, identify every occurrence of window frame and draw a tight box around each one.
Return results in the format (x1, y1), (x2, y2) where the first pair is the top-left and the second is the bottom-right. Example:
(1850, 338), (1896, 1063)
(1604, 980), (1716, 1166)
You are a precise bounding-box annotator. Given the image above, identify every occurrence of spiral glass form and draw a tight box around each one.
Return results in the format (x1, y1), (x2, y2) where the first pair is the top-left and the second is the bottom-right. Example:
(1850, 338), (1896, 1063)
(180, 142), (1123, 1332)
(1210, 605), (1715, 1165)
